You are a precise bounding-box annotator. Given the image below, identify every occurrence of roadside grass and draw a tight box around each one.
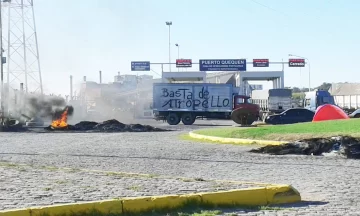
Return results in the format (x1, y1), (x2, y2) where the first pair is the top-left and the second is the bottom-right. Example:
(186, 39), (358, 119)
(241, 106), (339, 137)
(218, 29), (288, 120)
(194, 118), (360, 141)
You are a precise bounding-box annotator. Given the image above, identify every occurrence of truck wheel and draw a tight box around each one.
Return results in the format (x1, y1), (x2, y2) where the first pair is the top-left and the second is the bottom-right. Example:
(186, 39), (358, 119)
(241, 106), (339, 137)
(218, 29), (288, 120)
(166, 113), (180, 125)
(231, 109), (256, 126)
(181, 113), (196, 125)
(245, 115), (256, 125)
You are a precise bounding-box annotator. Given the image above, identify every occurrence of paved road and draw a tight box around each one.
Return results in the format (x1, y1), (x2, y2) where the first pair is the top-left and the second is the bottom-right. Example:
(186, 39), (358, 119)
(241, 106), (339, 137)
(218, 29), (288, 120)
(1, 119), (360, 215)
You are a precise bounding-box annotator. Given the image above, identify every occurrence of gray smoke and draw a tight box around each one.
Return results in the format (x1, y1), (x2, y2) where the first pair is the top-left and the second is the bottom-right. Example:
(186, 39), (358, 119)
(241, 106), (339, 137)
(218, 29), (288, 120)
(10, 94), (68, 121)
(26, 95), (66, 118)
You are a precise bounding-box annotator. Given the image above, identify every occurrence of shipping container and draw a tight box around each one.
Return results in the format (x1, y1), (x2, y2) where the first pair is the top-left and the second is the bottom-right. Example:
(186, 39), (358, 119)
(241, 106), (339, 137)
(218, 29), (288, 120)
(333, 95), (360, 109)
(251, 89), (292, 114)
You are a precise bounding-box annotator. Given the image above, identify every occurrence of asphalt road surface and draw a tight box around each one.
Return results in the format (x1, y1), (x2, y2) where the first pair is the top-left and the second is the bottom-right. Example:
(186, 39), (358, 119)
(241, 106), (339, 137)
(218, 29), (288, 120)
(1, 119), (360, 215)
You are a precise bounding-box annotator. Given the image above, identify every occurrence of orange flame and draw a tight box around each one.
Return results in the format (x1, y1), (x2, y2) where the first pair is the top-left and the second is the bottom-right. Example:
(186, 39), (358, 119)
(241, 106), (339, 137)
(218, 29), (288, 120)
(51, 108), (68, 128)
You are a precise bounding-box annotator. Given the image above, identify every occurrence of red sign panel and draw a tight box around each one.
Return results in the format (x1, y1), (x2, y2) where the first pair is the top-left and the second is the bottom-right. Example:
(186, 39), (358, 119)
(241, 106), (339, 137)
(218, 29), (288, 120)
(176, 59), (192, 67)
(289, 58), (305, 67)
(253, 59), (269, 67)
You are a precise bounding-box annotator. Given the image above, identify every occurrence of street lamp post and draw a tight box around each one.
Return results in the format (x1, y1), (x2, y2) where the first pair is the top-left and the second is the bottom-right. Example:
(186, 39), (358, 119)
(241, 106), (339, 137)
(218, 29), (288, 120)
(0, 0), (4, 124)
(175, 43), (179, 59)
(175, 43), (179, 72)
(289, 54), (311, 92)
(165, 21), (172, 72)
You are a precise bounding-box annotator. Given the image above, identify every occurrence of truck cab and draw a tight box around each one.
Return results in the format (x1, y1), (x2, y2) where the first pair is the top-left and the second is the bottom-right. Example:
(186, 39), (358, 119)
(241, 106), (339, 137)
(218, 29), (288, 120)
(303, 90), (336, 111)
(234, 95), (256, 110)
(231, 95), (260, 125)
(233, 95), (260, 115)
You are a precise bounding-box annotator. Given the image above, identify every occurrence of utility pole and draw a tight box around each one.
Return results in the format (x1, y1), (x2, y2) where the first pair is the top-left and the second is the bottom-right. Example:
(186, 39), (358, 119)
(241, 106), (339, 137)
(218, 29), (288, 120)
(165, 21), (172, 72)
(70, 75), (73, 101)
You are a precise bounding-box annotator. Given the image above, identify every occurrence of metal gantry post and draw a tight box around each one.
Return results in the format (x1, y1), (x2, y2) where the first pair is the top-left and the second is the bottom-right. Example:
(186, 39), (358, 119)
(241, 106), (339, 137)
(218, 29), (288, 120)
(21, 0), (28, 93)
(31, 0), (43, 95)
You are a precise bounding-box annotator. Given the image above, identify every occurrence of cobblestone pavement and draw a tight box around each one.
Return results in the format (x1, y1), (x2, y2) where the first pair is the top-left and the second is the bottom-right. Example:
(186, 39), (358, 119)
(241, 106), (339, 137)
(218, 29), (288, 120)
(0, 163), (252, 211)
(1, 121), (360, 215)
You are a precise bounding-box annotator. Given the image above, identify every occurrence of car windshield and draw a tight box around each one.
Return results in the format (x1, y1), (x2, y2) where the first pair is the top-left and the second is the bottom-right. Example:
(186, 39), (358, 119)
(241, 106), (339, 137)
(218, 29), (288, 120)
(281, 109), (292, 115)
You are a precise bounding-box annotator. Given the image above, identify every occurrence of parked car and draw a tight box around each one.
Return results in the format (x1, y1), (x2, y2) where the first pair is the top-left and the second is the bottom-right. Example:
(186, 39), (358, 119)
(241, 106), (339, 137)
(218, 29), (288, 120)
(264, 108), (315, 125)
(349, 109), (360, 118)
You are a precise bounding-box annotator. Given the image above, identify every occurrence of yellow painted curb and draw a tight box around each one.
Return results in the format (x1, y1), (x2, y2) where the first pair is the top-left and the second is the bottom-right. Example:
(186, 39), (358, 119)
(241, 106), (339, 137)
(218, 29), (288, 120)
(189, 131), (287, 145)
(0, 184), (301, 216)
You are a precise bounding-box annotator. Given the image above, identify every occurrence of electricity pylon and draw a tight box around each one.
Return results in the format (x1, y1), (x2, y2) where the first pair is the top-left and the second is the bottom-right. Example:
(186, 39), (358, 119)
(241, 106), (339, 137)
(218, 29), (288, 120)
(2, 0), (43, 96)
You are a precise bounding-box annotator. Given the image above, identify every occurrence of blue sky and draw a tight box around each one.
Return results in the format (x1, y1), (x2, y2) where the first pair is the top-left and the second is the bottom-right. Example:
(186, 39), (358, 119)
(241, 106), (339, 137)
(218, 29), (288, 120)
(33, 0), (359, 95)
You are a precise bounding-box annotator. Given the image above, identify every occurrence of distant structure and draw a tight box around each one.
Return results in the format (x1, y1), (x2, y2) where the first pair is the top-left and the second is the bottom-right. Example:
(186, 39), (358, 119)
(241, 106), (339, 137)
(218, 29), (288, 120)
(2, 0), (43, 95)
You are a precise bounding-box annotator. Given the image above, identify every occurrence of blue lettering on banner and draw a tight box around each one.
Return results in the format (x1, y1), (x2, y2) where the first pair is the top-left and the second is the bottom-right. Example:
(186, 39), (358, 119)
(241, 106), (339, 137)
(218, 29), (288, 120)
(199, 59), (246, 71)
(160, 87), (230, 109)
(131, 61), (150, 71)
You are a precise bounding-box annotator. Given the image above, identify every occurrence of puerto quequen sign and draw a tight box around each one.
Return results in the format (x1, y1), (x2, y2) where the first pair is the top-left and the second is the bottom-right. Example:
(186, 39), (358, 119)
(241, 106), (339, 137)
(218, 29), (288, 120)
(199, 59), (246, 71)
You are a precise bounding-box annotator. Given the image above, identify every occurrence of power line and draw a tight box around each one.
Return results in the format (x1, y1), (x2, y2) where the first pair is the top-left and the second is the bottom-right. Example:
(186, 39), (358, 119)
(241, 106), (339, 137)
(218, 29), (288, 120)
(248, 0), (293, 19)
(247, 0), (335, 36)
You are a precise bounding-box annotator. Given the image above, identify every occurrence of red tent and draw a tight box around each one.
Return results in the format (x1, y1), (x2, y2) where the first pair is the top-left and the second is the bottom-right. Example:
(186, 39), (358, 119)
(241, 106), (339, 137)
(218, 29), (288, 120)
(312, 104), (349, 122)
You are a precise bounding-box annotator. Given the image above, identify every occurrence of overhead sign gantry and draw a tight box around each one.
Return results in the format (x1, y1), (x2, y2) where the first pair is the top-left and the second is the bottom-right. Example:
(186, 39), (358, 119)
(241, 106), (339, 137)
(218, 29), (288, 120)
(130, 58), (306, 89)
(130, 57), (305, 72)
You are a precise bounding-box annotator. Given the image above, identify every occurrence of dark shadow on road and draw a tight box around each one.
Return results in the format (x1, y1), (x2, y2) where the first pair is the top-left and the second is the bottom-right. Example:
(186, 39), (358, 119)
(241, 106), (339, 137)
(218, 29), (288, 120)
(1, 152), (359, 168)
(220, 201), (329, 214)
(275, 201), (329, 208)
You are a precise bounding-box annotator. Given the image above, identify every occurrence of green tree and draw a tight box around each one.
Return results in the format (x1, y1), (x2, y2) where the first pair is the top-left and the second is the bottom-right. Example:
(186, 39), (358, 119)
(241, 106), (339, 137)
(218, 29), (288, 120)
(316, 82), (331, 91)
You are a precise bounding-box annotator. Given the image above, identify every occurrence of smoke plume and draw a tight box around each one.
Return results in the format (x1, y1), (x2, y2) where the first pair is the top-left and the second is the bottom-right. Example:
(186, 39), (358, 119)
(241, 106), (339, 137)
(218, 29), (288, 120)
(10, 94), (72, 121)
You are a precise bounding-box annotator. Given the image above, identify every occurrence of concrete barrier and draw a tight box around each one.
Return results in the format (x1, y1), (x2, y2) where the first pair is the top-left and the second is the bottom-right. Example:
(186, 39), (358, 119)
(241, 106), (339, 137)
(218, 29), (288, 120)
(188, 131), (287, 145)
(0, 184), (301, 216)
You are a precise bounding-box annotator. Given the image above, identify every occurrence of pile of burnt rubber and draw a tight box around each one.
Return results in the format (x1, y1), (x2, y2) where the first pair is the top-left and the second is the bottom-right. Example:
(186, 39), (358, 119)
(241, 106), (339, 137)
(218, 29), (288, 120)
(0, 119), (28, 132)
(250, 136), (360, 159)
(45, 119), (169, 132)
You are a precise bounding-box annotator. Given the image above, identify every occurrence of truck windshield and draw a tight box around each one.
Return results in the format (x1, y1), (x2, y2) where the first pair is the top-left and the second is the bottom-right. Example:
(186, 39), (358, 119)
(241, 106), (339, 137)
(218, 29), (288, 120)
(236, 98), (251, 104)
(317, 96), (335, 106)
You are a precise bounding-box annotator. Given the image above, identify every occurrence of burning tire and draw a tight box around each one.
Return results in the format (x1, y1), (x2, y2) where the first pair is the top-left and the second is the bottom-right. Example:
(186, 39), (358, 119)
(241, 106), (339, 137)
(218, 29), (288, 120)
(50, 105), (74, 130)
(166, 113), (181, 125)
(181, 113), (196, 125)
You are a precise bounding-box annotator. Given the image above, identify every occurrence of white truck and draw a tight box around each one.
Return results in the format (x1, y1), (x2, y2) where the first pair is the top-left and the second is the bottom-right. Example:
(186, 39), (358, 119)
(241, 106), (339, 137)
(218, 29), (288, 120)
(251, 89), (292, 120)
